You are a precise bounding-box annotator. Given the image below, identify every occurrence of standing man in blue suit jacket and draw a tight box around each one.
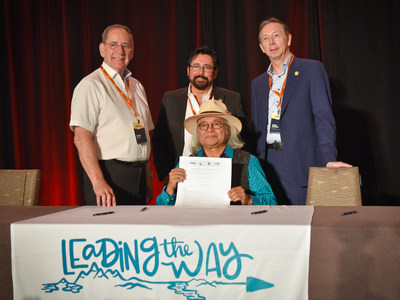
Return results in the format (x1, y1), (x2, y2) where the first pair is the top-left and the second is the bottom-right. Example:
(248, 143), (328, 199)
(251, 18), (351, 205)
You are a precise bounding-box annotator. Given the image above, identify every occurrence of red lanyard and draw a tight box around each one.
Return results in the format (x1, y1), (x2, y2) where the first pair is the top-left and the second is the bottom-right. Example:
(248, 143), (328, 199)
(100, 65), (137, 117)
(268, 54), (294, 107)
(187, 89), (214, 115)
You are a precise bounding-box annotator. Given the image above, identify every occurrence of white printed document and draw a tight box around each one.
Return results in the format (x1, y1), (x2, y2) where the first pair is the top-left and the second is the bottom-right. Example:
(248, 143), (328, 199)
(175, 156), (232, 207)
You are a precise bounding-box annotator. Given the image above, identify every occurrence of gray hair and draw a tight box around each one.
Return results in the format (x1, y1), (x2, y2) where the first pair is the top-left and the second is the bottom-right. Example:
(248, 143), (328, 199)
(102, 24), (134, 45)
(190, 118), (245, 154)
(258, 18), (290, 42)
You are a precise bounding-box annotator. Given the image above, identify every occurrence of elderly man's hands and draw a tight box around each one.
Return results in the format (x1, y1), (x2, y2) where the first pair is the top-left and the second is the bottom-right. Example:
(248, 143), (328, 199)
(165, 168), (186, 195)
(228, 186), (253, 205)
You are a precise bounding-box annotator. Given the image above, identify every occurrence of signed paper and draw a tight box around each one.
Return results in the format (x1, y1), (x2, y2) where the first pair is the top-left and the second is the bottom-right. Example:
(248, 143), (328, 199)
(175, 156), (232, 207)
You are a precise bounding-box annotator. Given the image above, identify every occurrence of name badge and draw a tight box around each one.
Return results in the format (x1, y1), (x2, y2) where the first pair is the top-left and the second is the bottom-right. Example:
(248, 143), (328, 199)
(133, 121), (147, 144)
(270, 118), (280, 134)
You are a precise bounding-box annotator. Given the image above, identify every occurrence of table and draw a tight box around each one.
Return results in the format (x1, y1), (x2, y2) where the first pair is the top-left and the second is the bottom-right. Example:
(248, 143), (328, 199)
(1, 206), (400, 299)
(11, 206), (313, 299)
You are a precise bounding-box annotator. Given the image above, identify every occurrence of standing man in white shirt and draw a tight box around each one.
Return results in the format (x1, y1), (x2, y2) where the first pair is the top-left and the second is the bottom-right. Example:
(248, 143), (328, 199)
(70, 24), (154, 206)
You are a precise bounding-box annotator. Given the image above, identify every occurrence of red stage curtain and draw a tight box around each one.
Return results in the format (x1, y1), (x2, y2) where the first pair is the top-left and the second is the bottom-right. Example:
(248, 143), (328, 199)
(1, 0), (399, 205)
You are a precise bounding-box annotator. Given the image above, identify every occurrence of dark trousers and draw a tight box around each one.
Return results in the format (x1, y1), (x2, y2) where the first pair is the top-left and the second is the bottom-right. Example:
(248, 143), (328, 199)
(265, 149), (307, 205)
(83, 160), (146, 205)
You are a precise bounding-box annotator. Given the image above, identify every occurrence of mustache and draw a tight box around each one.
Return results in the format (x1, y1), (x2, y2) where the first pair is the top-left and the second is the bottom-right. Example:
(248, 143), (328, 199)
(194, 75), (209, 81)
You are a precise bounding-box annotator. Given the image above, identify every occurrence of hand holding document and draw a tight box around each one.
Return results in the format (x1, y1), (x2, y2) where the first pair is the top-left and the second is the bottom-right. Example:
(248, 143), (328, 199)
(175, 156), (232, 207)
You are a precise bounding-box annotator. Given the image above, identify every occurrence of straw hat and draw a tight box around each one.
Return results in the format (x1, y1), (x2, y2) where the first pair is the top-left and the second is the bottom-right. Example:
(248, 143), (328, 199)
(184, 100), (242, 134)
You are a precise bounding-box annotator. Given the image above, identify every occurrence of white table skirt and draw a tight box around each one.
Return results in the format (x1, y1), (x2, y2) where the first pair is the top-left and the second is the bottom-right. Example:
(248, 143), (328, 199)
(11, 205), (313, 300)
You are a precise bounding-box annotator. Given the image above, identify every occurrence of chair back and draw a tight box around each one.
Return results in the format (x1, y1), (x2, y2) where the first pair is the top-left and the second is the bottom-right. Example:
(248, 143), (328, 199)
(0, 169), (41, 205)
(306, 167), (362, 206)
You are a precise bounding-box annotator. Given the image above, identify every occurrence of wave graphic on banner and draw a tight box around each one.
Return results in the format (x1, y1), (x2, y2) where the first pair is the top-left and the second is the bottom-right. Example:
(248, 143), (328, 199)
(42, 262), (274, 299)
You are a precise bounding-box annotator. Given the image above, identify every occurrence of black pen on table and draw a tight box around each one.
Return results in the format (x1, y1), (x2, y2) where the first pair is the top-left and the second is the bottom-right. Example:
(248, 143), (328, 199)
(251, 209), (268, 215)
(341, 210), (358, 216)
(93, 211), (115, 217)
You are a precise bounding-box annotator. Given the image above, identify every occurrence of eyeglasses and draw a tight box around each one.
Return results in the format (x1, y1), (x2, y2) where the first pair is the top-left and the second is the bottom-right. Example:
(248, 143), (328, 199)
(198, 120), (225, 131)
(189, 64), (215, 73)
(103, 42), (132, 50)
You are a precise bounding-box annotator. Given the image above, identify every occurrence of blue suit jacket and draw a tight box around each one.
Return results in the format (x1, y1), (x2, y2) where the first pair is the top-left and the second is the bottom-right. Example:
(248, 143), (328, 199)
(251, 57), (337, 188)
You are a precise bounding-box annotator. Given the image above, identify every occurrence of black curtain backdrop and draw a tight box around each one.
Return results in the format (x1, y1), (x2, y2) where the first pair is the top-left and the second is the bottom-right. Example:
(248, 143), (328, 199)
(1, 0), (399, 205)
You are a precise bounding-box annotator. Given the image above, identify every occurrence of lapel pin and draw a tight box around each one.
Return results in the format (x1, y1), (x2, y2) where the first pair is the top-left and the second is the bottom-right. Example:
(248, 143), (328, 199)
(294, 71), (299, 76)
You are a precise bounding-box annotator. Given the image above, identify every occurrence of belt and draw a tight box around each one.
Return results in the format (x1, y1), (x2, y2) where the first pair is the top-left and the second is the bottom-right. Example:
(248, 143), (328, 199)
(105, 159), (146, 167)
(267, 142), (283, 151)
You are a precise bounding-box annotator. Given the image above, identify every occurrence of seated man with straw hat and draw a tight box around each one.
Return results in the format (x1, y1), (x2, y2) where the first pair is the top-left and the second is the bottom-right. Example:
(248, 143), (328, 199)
(156, 100), (276, 206)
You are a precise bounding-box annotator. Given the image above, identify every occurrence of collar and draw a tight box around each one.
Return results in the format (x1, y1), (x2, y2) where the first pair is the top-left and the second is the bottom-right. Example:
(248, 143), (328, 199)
(197, 145), (234, 158)
(187, 83), (214, 99)
(267, 53), (292, 76)
(101, 62), (132, 81)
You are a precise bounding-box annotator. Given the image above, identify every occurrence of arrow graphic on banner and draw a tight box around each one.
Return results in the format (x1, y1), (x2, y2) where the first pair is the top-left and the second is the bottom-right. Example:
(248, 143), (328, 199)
(43, 263), (275, 298)
(207, 276), (274, 292)
(246, 276), (275, 292)
(115, 275), (275, 293)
